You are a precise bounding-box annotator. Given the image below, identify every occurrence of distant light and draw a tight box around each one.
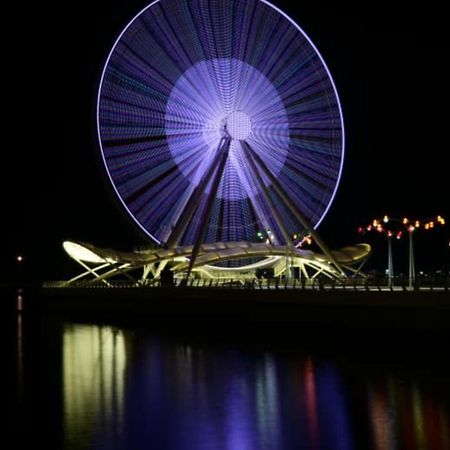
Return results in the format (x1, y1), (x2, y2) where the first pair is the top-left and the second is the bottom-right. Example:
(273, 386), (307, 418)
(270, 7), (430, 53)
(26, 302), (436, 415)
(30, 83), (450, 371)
(383, 215), (389, 223)
(403, 218), (408, 224)
(408, 225), (415, 232)
(387, 231), (393, 237)
(415, 220), (420, 228)
(16, 255), (23, 263)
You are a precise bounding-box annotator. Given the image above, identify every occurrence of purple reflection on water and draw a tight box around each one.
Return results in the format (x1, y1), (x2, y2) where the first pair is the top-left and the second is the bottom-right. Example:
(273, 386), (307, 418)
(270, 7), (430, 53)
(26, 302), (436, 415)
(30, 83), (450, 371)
(52, 323), (450, 450)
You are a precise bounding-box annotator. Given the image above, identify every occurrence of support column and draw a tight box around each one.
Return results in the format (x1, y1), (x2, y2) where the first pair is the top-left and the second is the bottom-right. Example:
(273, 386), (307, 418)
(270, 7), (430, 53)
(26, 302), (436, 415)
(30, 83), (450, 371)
(244, 146), (295, 279)
(242, 141), (346, 277)
(167, 137), (230, 248)
(185, 138), (231, 279)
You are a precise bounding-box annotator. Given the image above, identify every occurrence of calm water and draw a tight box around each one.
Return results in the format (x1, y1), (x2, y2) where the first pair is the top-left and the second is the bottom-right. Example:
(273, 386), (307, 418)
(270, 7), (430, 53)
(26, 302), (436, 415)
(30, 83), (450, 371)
(12, 290), (450, 450)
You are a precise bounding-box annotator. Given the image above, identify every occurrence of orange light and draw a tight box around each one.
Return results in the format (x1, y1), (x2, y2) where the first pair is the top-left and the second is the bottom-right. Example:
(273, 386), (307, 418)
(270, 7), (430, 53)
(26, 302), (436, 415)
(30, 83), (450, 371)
(430, 221), (435, 228)
(425, 223), (430, 230)
(372, 220), (378, 227)
(403, 217), (408, 224)
(415, 220), (420, 228)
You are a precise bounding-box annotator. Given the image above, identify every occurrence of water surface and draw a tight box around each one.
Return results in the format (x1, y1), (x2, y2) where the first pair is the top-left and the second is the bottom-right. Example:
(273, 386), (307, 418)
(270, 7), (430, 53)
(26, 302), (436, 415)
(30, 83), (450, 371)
(13, 290), (450, 450)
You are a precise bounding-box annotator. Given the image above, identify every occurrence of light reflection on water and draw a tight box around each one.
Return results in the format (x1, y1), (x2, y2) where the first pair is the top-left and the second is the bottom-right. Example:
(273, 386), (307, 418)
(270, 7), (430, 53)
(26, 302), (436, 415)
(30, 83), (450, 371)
(58, 322), (450, 450)
(63, 325), (126, 449)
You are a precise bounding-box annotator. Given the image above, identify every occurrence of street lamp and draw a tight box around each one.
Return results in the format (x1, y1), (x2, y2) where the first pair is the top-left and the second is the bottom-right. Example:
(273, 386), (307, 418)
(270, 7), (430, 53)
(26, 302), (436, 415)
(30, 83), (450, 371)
(407, 224), (415, 289)
(358, 215), (445, 289)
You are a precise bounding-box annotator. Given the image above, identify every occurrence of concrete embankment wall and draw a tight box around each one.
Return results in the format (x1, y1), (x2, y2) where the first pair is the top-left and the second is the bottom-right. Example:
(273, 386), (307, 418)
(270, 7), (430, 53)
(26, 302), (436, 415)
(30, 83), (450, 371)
(39, 287), (450, 331)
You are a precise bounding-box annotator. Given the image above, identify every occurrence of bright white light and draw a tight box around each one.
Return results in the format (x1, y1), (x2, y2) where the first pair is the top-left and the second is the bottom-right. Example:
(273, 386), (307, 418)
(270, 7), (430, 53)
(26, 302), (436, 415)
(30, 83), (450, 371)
(224, 111), (252, 140)
(63, 241), (106, 264)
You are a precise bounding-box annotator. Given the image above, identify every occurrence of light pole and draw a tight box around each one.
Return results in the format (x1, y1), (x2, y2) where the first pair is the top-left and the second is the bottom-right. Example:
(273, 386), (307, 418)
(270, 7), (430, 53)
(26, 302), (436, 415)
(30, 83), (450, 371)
(387, 231), (394, 288)
(358, 215), (445, 289)
(407, 225), (416, 289)
(358, 217), (401, 286)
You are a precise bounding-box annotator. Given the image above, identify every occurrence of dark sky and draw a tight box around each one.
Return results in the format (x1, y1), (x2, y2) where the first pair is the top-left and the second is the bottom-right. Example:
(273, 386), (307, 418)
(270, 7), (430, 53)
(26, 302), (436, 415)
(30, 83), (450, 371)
(8, 1), (449, 282)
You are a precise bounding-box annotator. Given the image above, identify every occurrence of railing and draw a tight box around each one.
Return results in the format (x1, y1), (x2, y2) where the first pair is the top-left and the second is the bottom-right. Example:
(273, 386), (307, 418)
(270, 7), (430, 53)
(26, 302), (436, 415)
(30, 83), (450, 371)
(43, 277), (450, 292)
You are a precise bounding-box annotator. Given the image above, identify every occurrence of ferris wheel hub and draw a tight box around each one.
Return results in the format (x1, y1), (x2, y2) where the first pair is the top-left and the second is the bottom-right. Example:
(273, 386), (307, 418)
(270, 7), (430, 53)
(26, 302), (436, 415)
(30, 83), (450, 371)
(221, 111), (252, 140)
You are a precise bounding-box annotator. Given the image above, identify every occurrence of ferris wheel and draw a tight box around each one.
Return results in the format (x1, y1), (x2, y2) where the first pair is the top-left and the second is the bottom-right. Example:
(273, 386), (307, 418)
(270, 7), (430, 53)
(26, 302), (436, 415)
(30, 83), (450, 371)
(97, 0), (345, 256)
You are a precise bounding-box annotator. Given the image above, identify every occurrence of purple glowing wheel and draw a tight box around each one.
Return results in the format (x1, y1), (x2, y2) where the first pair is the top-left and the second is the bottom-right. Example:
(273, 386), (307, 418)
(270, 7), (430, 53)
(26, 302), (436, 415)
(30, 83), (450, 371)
(97, 0), (344, 247)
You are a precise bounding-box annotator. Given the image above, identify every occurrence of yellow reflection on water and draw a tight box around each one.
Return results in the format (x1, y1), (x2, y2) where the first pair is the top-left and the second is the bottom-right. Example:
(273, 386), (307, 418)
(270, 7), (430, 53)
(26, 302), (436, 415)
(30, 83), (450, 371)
(412, 384), (427, 450)
(63, 324), (127, 448)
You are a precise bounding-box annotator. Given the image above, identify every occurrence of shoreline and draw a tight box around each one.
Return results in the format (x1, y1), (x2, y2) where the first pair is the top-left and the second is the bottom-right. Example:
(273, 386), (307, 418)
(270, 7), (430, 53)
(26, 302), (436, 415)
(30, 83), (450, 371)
(34, 285), (450, 332)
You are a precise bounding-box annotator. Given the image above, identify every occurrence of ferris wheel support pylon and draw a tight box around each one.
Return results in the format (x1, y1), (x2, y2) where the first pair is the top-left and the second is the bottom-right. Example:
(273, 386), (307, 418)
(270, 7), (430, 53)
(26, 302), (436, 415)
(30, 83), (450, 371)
(166, 136), (231, 249)
(243, 141), (295, 249)
(185, 137), (231, 279)
(242, 141), (346, 278)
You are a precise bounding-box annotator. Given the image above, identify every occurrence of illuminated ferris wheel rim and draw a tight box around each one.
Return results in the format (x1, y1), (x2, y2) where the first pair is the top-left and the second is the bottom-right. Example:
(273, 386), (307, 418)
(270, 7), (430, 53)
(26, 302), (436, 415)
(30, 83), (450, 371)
(96, 0), (345, 246)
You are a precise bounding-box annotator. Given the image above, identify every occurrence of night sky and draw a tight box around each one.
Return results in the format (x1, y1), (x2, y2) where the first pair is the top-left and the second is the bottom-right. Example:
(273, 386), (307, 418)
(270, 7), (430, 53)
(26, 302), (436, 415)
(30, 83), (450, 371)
(8, 1), (449, 283)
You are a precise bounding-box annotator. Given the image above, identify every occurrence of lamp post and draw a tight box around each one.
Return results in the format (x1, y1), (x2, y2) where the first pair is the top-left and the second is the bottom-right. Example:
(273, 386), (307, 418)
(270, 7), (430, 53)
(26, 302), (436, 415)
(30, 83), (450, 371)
(407, 225), (415, 289)
(358, 215), (445, 289)
(387, 231), (394, 287)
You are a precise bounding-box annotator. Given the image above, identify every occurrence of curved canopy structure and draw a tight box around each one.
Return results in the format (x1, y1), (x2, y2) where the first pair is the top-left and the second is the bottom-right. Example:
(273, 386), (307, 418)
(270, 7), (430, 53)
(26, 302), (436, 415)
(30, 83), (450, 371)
(62, 241), (370, 285)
